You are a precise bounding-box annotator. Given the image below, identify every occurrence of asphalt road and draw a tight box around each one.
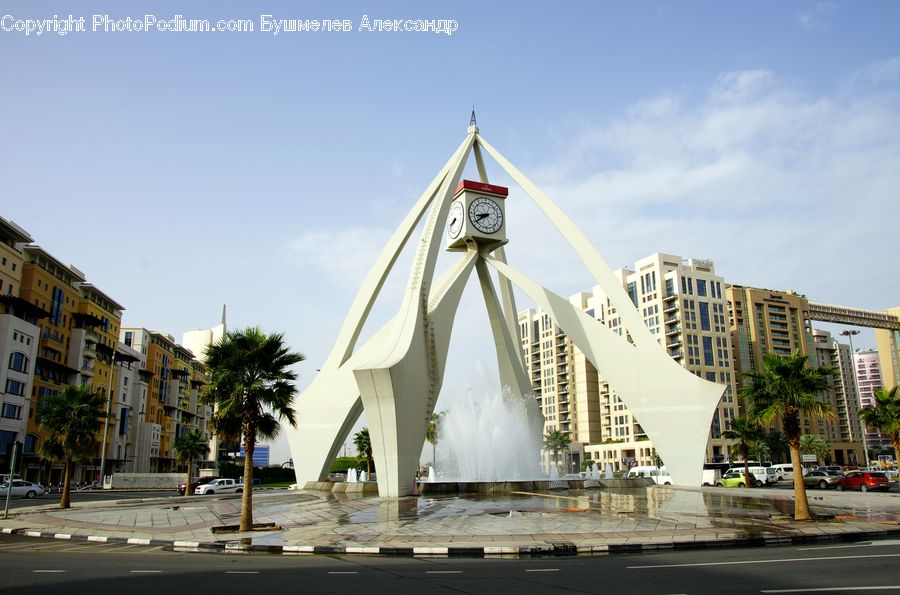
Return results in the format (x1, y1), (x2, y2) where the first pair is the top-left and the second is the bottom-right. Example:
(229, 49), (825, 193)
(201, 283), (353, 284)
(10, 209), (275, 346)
(1, 534), (899, 594)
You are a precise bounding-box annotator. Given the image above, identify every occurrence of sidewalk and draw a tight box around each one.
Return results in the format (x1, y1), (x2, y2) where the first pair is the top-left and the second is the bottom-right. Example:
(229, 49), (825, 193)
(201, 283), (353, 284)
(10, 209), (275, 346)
(2, 486), (899, 556)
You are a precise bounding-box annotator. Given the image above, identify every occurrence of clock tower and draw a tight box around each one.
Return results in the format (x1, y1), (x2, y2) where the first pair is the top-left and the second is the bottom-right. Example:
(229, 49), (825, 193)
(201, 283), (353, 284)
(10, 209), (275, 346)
(446, 179), (508, 251)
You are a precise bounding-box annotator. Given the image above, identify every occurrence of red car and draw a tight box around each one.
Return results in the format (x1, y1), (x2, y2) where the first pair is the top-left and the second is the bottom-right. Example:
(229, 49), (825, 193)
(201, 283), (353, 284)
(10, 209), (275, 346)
(836, 471), (890, 492)
(177, 476), (219, 495)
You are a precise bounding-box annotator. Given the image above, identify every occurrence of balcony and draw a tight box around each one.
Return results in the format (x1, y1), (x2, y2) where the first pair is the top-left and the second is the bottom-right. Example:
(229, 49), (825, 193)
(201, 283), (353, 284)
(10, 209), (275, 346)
(666, 337), (682, 348)
(663, 291), (678, 301)
(665, 324), (681, 336)
(663, 301), (678, 314)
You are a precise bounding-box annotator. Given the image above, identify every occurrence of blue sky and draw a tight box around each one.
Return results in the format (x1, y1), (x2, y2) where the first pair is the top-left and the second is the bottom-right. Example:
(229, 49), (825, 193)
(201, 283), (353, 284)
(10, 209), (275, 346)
(3, 1), (899, 463)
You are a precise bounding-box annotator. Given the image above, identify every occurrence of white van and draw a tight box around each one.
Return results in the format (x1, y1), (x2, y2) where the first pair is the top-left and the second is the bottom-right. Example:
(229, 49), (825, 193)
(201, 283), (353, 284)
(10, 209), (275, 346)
(627, 466), (673, 485)
(770, 464), (795, 482)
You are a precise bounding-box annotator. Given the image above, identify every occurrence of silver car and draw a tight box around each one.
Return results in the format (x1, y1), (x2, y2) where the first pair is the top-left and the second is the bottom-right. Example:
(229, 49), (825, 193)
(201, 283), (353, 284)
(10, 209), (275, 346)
(0, 480), (45, 498)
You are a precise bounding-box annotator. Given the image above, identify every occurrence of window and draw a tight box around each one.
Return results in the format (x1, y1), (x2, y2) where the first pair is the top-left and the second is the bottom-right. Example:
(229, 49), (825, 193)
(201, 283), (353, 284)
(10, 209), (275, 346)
(2, 403), (22, 420)
(5, 379), (25, 396)
(124, 331), (133, 347)
(0, 430), (15, 454)
(697, 279), (707, 297)
(9, 352), (29, 373)
(702, 337), (714, 366)
(699, 302), (710, 331)
(627, 282), (637, 306)
(23, 434), (36, 454)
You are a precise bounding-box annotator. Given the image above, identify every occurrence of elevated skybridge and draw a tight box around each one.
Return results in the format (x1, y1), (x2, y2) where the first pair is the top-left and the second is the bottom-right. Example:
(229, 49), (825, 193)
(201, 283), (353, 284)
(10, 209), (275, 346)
(808, 302), (900, 331)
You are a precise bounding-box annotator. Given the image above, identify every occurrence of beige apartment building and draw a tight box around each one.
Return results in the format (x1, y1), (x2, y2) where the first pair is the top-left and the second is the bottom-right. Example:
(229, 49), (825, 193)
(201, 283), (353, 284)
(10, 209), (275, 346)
(726, 285), (865, 465)
(519, 253), (738, 473)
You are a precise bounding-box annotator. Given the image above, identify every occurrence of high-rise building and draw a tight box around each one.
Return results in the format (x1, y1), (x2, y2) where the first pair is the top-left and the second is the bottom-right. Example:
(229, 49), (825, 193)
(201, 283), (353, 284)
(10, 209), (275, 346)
(120, 327), (214, 473)
(0, 218), (40, 472)
(182, 306), (226, 462)
(875, 306), (900, 392)
(810, 329), (864, 465)
(854, 349), (891, 456)
(519, 253), (738, 472)
(726, 285), (865, 465)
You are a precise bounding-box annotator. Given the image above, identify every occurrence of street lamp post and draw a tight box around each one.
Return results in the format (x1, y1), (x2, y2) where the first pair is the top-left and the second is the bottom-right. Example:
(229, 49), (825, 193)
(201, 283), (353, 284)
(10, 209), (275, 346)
(839, 329), (867, 468)
(98, 350), (118, 488)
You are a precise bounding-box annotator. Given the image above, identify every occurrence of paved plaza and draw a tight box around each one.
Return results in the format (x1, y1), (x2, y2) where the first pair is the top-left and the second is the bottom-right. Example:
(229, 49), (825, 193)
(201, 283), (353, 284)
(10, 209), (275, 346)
(2, 485), (899, 555)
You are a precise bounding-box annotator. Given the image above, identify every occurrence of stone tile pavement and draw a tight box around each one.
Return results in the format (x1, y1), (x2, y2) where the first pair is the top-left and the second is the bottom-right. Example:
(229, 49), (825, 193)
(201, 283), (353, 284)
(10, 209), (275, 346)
(2, 485), (899, 556)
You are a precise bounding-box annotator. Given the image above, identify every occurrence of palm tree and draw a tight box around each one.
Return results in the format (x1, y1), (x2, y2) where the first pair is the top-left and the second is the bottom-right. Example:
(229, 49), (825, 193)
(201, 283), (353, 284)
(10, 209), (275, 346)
(425, 412), (444, 467)
(722, 415), (763, 487)
(202, 327), (304, 532)
(742, 351), (837, 521)
(174, 430), (209, 497)
(38, 385), (106, 509)
(353, 427), (373, 475)
(858, 386), (900, 466)
(543, 429), (570, 473)
(799, 434), (830, 466)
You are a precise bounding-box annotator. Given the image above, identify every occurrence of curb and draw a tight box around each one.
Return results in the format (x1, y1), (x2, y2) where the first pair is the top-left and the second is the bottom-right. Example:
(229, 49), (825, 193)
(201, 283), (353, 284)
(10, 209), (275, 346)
(4, 525), (900, 557)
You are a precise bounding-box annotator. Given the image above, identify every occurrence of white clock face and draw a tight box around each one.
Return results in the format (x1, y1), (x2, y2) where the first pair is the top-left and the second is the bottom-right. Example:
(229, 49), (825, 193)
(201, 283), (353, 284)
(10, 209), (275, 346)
(468, 196), (503, 234)
(447, 201), (464, 239)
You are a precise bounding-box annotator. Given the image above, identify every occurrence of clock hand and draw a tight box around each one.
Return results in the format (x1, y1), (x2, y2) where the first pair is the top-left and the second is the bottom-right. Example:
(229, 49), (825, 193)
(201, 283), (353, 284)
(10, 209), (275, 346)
(450, 217), (457, 226)
(476, 213), (489, 221)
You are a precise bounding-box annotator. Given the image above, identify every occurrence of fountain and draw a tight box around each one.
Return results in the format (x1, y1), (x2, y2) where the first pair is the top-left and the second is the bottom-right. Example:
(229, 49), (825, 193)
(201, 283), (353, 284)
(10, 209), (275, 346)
(605, 463), (614, 479)
(358, 470), (367, 482)
(427, 466), (436, 482)
(347, 468), (357, 483)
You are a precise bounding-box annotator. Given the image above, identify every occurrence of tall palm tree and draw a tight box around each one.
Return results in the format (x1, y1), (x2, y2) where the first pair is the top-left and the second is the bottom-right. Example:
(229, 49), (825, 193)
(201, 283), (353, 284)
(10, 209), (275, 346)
(425, 412), (444, 467)
(722, 416), (763, 486)
(799, 434), (830, 466)
(174, 430), (209, 497)
(859, 386), (900, 465)
(742, 351), (837, 521)
(38, 385), (106, 509)
(202, 327), (304, 532)
(353, 427), (373, 475)
(543, 429), (570, 473)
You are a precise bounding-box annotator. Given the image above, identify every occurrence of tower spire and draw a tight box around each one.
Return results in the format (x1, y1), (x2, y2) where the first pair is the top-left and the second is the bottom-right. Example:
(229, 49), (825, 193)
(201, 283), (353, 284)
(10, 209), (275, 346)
(221, 304), (227, 327)
(469, 107), (477, 127)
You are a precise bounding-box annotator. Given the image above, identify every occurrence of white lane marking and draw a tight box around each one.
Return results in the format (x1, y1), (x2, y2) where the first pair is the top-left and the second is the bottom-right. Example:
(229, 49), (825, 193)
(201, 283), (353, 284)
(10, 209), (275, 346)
(33, 570), (66, 573)
(629, 553), (900, 569)
(797, 539), (900, 551)
(526, 568), (560, 572)
(129, 570), (162, 574)
(762, 587), (900, 593)
(225, 571), (259, 574)
(328, 571), (359, 574)
(426, 570), (463, 574)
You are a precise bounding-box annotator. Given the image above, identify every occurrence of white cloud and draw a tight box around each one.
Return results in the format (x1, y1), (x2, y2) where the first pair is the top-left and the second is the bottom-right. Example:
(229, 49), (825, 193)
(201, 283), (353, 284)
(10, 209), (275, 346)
(287, 226), (392, 289)
(515, 64), (900, 311)
(797, 2), (837, 33)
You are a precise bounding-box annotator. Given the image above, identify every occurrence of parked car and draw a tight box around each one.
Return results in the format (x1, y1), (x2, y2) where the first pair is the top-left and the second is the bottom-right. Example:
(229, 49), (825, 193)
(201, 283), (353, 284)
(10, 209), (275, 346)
(802, 470), (840, 490)
(821, 465), (844, 475)
(836, 471), (890, 492)
(178, 476), (219, 495)
(716, 471), (750, 488)
(725, 466), (777, 486)
(0, 480), (45, 498)
(194, 478), (242, 495)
